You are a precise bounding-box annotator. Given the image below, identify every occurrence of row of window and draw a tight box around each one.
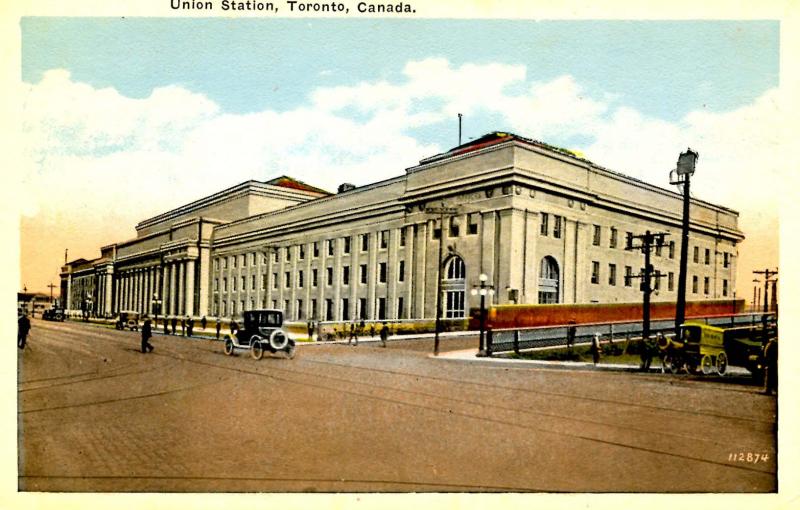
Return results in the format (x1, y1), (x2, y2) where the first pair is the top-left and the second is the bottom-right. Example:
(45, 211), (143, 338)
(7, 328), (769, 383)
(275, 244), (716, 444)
(589, 261), (729, 296)
(214, 261), (407, 293)
(214, 295), (408, 322)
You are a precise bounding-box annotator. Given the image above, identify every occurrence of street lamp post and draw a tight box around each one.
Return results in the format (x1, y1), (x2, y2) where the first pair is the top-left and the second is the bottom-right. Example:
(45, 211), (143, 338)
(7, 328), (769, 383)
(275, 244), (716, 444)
(152, 292), (162, 327)
(472, 273), (494, 357)
(670, 148), (698, 335)
(425, 203), (459, 356)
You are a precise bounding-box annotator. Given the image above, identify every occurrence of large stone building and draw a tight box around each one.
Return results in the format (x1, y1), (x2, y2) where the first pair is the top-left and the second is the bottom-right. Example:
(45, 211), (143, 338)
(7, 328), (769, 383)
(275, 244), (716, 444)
(60, 132), (743, 322)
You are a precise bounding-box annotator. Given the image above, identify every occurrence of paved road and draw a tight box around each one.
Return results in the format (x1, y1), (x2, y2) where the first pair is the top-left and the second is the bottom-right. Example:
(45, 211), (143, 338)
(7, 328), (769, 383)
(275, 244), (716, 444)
(18, 319), (777, 492)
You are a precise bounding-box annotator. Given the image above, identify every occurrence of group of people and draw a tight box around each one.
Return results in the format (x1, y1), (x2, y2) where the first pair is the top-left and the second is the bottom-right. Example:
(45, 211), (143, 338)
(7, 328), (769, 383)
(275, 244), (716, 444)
(346, 320), (391, 347)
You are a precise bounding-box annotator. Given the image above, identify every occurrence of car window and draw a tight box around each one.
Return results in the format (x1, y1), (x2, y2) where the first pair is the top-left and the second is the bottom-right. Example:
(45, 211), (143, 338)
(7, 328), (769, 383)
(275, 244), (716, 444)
(259, 312), (281, 327)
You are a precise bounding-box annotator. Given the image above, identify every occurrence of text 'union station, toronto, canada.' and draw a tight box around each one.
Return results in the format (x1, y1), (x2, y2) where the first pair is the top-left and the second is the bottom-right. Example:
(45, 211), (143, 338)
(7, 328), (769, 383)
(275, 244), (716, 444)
(60, 132), (743, 323)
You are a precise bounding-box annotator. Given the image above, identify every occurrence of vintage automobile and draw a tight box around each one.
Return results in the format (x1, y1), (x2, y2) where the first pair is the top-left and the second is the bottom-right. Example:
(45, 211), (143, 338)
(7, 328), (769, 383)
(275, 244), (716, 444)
(115, 311), (140, 331)
(42, 307), (65, 322)
(659, 320), (769, 376)
(223, 309), (295, 360)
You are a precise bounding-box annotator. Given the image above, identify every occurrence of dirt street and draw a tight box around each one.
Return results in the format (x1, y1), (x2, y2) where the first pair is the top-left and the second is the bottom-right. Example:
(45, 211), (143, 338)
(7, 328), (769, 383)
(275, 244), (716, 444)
(18, 319), (776, 492)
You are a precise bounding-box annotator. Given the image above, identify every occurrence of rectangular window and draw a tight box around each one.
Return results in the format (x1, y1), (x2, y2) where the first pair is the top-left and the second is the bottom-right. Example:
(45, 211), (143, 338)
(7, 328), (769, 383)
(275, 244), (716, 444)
(723, 279), (728, 297)
(283, 300), (289, 314)
(654, 272), (661, 291)
(297, 299), (303, 320)
(343, 237), (351, 254)
(272, 273), (277, 290)
(299, 245), (305, 260)
(397, 296), (405, 319)
(693, 246), (699, 263)
(341, 298), (350, 320)
(232, 256), (237, 269)
(398, 260), (405, 282)
(359, 298), (367, 319)
(326, 267), (333, 286)
(311, 299), (318, 320)
(327, 239), (334, 256)
(591, 261), (600, 284)
(625, 266), (633, 287)
(325, 299), (333, 321)
(669, 241), (675, 259)
(223, 257), (229, 269)
(692, 275), (698, 293)
(449, 217), (459, 238)
(723, 252), (730, 268)
(379, 262), (387, 283)
(399, 227), (407, 247)
(704, 248), (710, 265)
(251, 253), (256, 266)
(231, 301), (236, 315)
(360, 264), (368, 284)
(608, 264), (616, 286)
(214, 278), (219, 292)
(261, 274), (267, 290)
(285, 246), (292, 262)
(432, 220), (442, 240)
(553, 216), (562, 239)
(272, 300), (277, 309)
(468, 213), (479, 235)
(540, 213), (549, 236)
(625, 232), (633, 251)
(240, 276), (245, 292)
(593, 225), (601, 246)
(704, 276), (710, 295)
(232, 277), (237, 292)
(377, 297), (387, 320)
(361, 233), (369, 252)
(655, 242), (663, 257)
(380, 230), (389, 248)
(222, 301), (227, 316)
(284, 272), (290, 288)
(273, 250), (279, 263)
(313, 241), (319, 258)
(610, 227), (618, 249)
(312, 268), (318, 287)
(214, 259), (219, 271)
(342, 265), (350, 285)
(298, 270), (304, 288)
(240, 254), (245, 267)
(251, 275), (256, 290)
(668, 272), (674, 292)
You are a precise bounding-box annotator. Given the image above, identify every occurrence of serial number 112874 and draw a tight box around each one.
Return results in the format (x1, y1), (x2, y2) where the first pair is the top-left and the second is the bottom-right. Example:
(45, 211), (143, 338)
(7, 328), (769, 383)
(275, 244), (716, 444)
(728, 452), (770, 464)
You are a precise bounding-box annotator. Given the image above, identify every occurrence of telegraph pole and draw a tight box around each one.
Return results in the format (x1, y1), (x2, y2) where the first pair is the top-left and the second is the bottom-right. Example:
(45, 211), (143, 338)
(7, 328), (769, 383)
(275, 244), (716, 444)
(425, 203), (459, 356)
(47, 282), (57, 303)
(753, 269), (778, 312)
(670, 149), (698, 334)
(627, 230), (669, 340)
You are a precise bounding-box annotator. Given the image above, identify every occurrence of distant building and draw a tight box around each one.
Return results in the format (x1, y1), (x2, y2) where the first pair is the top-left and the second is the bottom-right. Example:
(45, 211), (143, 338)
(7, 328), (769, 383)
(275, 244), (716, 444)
(17, 292), (54, 317)
(60, 132), (743, 321)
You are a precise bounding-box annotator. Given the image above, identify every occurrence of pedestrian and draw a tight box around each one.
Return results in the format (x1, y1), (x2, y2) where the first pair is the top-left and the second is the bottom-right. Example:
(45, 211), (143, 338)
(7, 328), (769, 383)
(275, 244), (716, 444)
(163, 317), (169, 335)
(216, 318), (222, 340)
(566, 320), (577, 355)
(307, 318), (314, 339)
(201, 316), (207, 331)
(640, 336), (653, 371)
(230, 319), (239, 335)
(187, 317), (194, 337)
(369, 324), (376, 338)
(763, 338), (778, 395)
(591, 333), (601, 366)
(171, 317), (177, 335)
(348, 320), (358, 346)
(141, 318), (154, 353)
(180, 317), (186, 336)
(359, 319), (365, 336)
(18, 312), (31, 350)
(380, 322), (389, 348)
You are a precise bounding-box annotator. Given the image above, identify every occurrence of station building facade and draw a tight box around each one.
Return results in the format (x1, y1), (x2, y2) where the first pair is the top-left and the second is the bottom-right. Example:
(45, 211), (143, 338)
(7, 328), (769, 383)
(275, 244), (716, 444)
(60, 132), (744, 322)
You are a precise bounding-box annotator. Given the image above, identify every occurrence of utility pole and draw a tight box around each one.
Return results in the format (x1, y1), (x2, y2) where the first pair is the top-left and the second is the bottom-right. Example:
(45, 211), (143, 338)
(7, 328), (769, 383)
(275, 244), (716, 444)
(425, 203), (459, 356)
(627, 230), (669, 340)
(753, 269), (778, 313)
(670, 149), (698, 334)
(64, 248), (68, 265)
(47, 282), (57, 303)
(458, 113), (463, 146)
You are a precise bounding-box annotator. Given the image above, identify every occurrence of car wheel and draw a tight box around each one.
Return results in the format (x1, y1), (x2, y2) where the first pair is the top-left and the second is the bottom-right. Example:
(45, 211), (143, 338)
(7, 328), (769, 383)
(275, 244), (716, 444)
(284, 343), (296, 360)
(251, 336), (264, 360)
(224, 337), (235, 356)
(269, 330), (289, 351)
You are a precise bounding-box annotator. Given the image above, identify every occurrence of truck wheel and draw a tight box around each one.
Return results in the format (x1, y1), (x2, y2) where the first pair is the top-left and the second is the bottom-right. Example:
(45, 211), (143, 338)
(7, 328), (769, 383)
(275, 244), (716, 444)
(269, 330), (289, 351)
(701, 355), (714, 375)
(224, 337), (235, 356)
(250, 336), (264, 360)
(716, 352), (728, 375)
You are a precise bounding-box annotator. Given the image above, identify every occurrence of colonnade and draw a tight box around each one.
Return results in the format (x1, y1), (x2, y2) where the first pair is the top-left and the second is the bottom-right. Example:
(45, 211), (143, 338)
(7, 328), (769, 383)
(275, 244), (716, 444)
(112, 258), (197, 317)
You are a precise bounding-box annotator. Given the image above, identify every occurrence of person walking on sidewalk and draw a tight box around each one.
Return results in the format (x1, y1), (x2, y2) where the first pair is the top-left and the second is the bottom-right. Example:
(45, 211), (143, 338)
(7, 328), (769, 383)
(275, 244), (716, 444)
(171, 317), (177, 335)
(379, 322), (389, 348)
(348, 320), (358, 346)
(591, 333), (601, 366)
(201, 316), (207, 331)
(187, 317), (194, 337)
(216, 318), (222, 340)
(141, 319), (154, 353)
(18, 312), (31, 350)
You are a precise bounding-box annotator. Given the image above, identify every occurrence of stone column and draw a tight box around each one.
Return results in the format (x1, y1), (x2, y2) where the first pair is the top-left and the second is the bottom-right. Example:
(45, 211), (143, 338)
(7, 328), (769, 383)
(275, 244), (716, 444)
(169, 263), (177, 316)
(161, 265), (169, 316)
(198, 247), (210, 318)
(104, 270), (114, 316)
(185, 259), (196, 317)
(176, 261), (184, 316)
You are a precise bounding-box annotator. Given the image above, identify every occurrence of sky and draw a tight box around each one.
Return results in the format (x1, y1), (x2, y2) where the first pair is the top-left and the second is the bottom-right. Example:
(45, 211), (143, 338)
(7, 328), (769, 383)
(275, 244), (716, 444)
(18, 17), (781, 301)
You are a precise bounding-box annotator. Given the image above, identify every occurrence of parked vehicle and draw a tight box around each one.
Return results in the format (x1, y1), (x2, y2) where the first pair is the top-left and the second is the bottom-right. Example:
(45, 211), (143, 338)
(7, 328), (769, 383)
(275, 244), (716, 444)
(115, 311), (140, 331)
(42, 307), (65, 322)
(223, 309), (295, 360)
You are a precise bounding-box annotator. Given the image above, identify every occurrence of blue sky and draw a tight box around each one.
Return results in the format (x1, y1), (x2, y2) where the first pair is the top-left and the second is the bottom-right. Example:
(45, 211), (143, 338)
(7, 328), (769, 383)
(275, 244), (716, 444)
(19, 17), (781, 294)
(22, 18), (778, 150)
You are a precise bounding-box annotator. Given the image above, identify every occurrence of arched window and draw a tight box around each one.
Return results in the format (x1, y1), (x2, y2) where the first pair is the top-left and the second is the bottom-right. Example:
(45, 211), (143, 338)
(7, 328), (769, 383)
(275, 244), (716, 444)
(538, 256), (560, 304)
(443, 255), (466, 318)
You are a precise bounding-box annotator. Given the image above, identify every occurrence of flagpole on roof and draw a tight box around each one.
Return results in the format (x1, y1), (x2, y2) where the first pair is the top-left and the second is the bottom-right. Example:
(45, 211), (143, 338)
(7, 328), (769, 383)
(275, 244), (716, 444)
(458, 113), (462, 146)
